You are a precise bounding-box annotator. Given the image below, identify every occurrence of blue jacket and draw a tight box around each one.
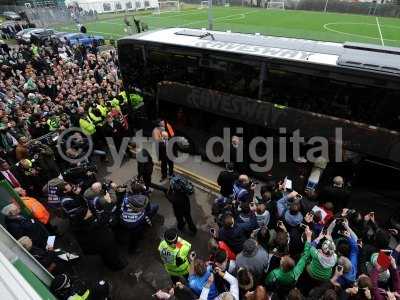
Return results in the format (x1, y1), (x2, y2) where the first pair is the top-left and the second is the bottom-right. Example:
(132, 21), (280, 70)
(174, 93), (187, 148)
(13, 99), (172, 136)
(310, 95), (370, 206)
(188, 266), (218, 299)
(277, 195), (303, 227)
(338, 236), (359, 288)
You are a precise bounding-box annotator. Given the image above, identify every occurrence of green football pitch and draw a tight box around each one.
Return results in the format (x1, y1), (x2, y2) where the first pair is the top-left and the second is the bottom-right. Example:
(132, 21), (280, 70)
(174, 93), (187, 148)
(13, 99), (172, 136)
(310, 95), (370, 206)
(58, 6), (400, 47)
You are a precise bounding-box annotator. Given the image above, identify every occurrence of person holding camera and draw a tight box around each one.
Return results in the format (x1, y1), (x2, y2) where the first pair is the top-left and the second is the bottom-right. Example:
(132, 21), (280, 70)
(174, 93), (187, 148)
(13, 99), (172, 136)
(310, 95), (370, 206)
(83, 182), (118, 226)
(167, 175), (197, 235)
(60, 182), (89, 227)
(29, 141), (59, 181)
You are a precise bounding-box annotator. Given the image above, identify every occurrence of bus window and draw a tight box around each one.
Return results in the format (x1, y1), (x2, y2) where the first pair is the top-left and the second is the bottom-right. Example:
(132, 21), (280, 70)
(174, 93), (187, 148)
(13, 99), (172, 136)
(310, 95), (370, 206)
(259, 67), (400, 131)
(145, 49), (200, 88)
(118, 44), (145, 90)
(198, 56), (260, 99)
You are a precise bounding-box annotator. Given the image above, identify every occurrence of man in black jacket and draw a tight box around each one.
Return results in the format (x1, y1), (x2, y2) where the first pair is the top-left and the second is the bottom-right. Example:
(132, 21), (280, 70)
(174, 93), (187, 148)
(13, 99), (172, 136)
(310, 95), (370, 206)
(217, 163), (238, 198)
(136, 147), (154, 191)
(167, 180), (197, 235)
(2, 203), (48, 249)
(319, 176), (351, 211)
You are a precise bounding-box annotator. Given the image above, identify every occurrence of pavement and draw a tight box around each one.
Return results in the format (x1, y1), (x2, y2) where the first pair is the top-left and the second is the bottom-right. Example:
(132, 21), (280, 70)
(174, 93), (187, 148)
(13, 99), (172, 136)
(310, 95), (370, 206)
(66, 154), (219, 299)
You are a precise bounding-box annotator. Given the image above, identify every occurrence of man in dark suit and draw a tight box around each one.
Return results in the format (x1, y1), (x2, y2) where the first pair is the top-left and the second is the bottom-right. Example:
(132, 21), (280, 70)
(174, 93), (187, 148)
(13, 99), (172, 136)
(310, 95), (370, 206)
(158, 131), (174, 182)
(217, 163), (239, 198)
(137, 147), (154, 191)
(319, 176), (351, 211)
(0, 159), (20, 188)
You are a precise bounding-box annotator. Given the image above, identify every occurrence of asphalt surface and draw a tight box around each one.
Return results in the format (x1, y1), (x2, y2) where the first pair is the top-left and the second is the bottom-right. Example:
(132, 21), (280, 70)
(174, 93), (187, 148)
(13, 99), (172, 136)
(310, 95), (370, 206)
(62, 155), (217, 299)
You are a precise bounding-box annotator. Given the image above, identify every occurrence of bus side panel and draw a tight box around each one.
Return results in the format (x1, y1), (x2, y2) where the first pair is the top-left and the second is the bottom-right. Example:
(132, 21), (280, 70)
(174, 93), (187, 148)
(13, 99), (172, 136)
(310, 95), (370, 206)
(157, 81), (400, 163)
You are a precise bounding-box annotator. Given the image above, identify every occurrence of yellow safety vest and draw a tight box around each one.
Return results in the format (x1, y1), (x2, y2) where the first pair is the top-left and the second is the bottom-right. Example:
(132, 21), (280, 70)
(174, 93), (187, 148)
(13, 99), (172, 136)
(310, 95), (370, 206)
(97, 104), (108, 117)
(88, 107), (103, 126)
(79, 116), (96, 136)
(119, 91), (128, 102)
(158, 238), (191, 276)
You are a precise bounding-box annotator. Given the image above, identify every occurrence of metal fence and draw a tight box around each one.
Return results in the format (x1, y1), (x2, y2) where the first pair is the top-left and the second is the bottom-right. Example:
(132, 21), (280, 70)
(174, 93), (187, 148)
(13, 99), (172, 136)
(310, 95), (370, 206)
(0, 5), (97, 28)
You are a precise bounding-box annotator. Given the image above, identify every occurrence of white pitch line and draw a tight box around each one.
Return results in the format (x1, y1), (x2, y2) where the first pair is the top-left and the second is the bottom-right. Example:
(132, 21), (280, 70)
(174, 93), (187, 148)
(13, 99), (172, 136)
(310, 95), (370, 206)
(179, 10), (258, 27)
(376, 17), (385, 46)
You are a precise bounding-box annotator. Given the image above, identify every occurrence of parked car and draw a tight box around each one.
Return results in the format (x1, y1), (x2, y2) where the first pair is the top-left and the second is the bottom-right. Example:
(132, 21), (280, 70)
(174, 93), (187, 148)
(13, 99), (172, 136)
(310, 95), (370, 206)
(62, 33), (104, 47)
(2, 11), (21, 21)
(50, 31), (69, 44)
(15, 28), (39, 44)
(30, 28), (56, 45)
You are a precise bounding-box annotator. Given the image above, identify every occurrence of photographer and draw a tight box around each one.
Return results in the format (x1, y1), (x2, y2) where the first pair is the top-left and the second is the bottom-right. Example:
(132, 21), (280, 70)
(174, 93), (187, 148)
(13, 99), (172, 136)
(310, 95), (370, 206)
(84, 182), (118, 227)
(60, 182), (89, 227)
(120, 182), (158, 252)
(28, 140), (59, 181)
(61, 159), (97, 191)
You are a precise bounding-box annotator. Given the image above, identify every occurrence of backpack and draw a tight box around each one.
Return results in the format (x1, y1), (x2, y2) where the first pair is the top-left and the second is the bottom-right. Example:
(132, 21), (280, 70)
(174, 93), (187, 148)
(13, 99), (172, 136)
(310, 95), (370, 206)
(169, 174), (194, 195)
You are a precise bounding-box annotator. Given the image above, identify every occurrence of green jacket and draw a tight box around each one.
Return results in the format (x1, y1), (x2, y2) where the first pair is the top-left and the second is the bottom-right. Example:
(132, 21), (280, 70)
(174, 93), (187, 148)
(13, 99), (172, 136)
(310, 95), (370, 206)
(158, 238), (191, 276)
(305, 242), (336, 281)
(265, 244), (309, 286)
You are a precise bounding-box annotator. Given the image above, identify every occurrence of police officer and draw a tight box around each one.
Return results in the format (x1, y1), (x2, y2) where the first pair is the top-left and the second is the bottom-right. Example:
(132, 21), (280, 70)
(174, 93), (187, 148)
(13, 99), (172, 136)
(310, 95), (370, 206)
(158, 228), (191, 283)
(120, 182), (158, 252)
(77, 107), (96, 137)
(83, 182), (118, 226)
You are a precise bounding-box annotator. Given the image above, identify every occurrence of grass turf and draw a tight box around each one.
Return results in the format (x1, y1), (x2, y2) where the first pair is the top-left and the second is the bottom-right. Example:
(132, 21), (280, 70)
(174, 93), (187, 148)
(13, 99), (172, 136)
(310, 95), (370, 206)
(57, 6), (400, 47)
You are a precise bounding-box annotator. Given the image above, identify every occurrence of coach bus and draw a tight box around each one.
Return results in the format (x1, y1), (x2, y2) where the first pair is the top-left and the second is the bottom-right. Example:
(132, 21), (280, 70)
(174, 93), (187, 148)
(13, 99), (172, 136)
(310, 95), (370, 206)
(117, 28), (400, 174)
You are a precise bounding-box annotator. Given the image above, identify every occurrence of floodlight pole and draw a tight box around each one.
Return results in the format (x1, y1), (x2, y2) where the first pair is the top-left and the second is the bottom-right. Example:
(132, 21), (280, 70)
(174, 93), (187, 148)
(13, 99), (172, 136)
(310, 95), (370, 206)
(208, 0), (213, 30)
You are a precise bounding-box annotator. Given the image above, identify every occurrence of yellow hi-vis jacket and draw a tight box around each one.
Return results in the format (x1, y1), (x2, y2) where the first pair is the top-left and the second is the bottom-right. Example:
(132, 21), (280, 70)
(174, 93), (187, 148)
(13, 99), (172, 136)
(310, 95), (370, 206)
(88, 107), (103, 126)
(158, 238), (191, 277)
(79, 116), (96, 136)
(97, 104), (108, 117)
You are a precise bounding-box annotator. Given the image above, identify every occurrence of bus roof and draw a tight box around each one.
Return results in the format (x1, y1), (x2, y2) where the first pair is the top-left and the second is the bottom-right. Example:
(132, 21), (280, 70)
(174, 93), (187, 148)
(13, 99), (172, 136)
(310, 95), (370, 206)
(119, 28), (400, 76)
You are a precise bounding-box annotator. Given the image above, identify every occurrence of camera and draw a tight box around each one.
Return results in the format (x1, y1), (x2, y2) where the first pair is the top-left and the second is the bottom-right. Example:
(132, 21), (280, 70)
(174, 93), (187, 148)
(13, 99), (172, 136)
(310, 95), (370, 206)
(102, 181), (113, 192)
(62, 162), (97, 178)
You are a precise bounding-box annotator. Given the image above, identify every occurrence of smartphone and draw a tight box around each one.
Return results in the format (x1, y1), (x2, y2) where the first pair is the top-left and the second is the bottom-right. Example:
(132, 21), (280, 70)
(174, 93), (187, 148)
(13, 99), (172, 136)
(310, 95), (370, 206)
(382, 249), (392, 255)
(47, 236), (56, 249)
(299, 223), (307, 229)
(209, 228), (216, 236)
(336, 265), (344, 272)
(284, 177), (293, 190)
(277, 221), (283, 226)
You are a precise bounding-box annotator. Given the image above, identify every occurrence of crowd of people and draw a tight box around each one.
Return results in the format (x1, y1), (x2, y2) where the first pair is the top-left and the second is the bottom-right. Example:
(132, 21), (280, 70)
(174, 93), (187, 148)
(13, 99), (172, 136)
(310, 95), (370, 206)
(0, 29), (149, 299)
(1, 24), (400, 300)
(155, 164), (400, 300)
